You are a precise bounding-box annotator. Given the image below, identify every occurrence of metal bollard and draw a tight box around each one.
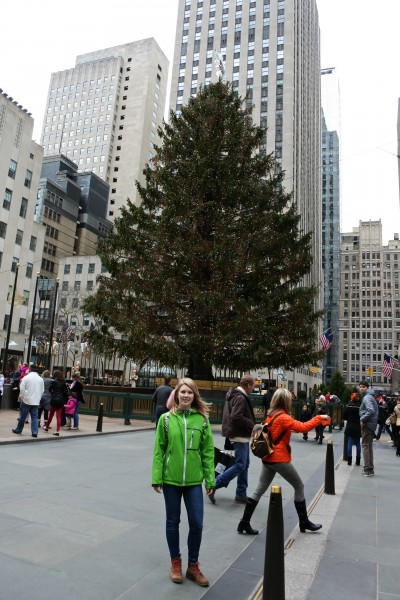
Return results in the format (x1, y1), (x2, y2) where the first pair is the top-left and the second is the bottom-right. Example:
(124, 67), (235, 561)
(96, 402), (104, 432)
(343, 432), (349, 461)
(263, 485), (285, 600)
(325, 439), (335, 495)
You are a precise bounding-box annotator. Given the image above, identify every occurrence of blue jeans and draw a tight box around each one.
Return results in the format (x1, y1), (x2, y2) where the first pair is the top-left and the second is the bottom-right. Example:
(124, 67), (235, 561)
(215, 441), (250, 498)
(347, 435), (361, 459)
(15, 402), (39, 435)
(163, 484), (204, 563)
(73, 401), (80, 428)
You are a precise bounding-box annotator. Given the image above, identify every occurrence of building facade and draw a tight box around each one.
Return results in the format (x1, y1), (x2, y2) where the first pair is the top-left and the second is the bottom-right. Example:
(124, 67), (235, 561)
(339, 220), (400, 390)
(0, 90), (45, 372)
(170, 0), (323, 394)
(40, 38), (169, 220)
(321, 67), (341, 381)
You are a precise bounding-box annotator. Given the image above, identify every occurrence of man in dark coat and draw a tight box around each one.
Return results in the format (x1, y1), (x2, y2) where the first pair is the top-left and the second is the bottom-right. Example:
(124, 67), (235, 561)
(209, 375), (255, 504)
(152, 376), (173, 426)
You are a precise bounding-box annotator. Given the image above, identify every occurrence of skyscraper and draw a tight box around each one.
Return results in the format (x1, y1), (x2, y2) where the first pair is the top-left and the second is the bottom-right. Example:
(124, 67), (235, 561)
(339, 220), (400, 391)
(321, 67), (341, 381)
(40, 38), (169, 220)
(170, 0), (322, 393)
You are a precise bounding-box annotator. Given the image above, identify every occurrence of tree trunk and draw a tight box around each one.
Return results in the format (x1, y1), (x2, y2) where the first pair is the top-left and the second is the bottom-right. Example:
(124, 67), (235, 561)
(187, 355), (214, 381)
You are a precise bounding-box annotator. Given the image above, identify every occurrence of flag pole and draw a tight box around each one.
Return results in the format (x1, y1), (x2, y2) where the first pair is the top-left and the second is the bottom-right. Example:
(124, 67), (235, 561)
(46, 278), (59, 371)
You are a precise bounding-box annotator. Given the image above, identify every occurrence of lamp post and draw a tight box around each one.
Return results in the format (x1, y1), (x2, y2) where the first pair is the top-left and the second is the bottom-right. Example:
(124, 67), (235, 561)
(3, 263), (20, 376)
(46, 278), (59, 371)
(26, 272), (41, 365)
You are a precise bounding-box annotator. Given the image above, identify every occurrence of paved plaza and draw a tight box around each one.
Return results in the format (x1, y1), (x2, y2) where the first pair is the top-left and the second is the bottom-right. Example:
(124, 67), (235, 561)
(0, 410), (398, 599)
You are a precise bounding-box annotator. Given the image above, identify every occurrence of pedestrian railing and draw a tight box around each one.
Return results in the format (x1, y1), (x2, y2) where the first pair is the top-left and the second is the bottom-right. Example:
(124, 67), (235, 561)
(80, 389), (266, 424)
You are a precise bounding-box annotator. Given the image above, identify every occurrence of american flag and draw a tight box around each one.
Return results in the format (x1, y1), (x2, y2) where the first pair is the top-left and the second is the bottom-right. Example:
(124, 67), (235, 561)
(66, 326), (74, 339)
(320, 331), (333, 351)
(381, 353), (395, 379)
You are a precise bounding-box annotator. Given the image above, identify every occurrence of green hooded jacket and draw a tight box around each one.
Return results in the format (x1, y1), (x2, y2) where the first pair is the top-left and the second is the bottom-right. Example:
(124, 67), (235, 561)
(152, 409), (215, 489)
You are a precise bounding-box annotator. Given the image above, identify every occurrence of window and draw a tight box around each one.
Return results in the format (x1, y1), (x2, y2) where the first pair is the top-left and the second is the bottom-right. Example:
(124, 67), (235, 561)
(74, 281), (81, 291)
(3, 188), (12, 210)
(62, 282), (69, 292)
(24, 170), (33, 188)
(86, 281), (94, 291)
(8, 159), (17, 179)
(20, 197), (28, 218)
(72, 298), (79, 308)
(30, 235), (37, 251)
(15, 229), (23, 245)
(88, 263), (95, 274)
(76, 264), (83, 274)
(3, 315), (9, 330)
(26, 262), (33, 278)
(64, 264), (71, 274)
(18, 318), (26, 334)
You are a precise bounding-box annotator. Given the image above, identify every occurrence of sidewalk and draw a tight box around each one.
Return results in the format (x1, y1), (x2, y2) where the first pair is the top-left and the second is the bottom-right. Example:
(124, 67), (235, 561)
(0, 409), (154, 444)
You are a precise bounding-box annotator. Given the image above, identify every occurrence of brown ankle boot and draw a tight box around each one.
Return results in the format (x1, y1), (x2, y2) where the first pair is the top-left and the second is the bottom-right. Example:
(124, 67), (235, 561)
(186, 562), (209, 587)
(170, 558), (183, 584)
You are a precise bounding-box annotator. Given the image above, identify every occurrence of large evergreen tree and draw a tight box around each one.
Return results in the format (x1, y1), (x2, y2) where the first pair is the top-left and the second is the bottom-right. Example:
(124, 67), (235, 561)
(84, 82), (323, 378)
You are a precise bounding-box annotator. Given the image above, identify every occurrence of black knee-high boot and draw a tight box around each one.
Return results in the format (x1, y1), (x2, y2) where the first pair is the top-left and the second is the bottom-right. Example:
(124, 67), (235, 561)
(294, 500), (322, 533)
(237, 498), (259, 535)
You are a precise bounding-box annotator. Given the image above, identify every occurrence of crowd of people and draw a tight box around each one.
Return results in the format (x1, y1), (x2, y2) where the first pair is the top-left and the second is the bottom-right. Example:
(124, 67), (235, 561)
(10, 362), (85, 438)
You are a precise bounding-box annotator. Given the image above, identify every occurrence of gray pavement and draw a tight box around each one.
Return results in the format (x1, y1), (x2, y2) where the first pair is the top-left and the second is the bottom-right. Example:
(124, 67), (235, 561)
(0, 409), (398, 599)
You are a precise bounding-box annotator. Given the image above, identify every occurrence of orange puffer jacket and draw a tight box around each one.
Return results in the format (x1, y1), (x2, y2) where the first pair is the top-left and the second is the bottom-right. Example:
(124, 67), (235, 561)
(262, 411), (330, 463)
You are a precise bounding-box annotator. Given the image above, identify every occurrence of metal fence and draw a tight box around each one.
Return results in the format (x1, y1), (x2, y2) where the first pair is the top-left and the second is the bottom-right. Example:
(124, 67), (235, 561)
(80, 390), (343, 431)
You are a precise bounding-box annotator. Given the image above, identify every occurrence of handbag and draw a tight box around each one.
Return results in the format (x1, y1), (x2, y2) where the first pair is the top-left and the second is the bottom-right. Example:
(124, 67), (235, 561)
(250, 411), (285, 459)
(214, 447), (235, 475)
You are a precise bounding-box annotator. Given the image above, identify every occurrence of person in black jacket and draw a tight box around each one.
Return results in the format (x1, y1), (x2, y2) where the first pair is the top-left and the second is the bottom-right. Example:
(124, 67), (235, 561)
(209, 375), (256, 505)
(43, 370), (69, 436)
(343, 392), (362, 466)
(152, 376), (173, 426)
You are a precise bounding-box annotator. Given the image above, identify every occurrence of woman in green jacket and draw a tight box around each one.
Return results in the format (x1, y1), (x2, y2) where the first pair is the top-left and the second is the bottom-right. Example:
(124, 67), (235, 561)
(152, 378), (215, 587)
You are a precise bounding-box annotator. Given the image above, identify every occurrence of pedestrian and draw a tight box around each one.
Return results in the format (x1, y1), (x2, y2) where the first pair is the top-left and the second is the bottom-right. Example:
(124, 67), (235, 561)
(343, 392), (361, 466)
(64, 392), (77, 429)
(152, 376), (173, 426)
(299, 404), (313, 440)
(393, 398), (400, 456)
(44, 370), (70, 436)
(313, 395), (328, 444)
(261, 387), (275, 418)
(12, 364), (22, 410)
(208, 375), (256, 505)
(0, 372), (4, 405)
(70, 373), (84, 430)
(375, 395), (390, 440)
(38, 370), (53, 428)
(152, 378), (215, 587)
(11, 365), (44, 438)
(358, 380), (379, 476)
(237, 388), (331, 535)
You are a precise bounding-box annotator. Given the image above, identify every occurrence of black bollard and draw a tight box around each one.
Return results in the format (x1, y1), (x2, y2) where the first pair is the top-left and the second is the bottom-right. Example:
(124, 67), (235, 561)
(96, 402), (104, 432)
(263, 485), (285, 600)
(325, 439), (335, 495)
(343, 432), (349, 461)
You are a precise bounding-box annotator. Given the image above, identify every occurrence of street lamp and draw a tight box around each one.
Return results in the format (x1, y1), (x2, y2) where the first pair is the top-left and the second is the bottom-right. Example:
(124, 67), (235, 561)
(46, 278), (59, 371)
(2, 263), (20, 376)
(26, 272), (41, 365)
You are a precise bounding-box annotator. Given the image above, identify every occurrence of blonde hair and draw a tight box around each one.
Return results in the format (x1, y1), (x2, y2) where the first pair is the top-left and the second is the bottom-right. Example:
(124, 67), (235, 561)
(316, 395), (326, 404)
(170, 378), (211, 419)
(267, 388), (292, 415)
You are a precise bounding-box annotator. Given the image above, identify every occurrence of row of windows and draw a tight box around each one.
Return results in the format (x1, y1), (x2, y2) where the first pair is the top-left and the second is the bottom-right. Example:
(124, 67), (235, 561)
(61, 280), (94, 292)
(4, 191), (32, 219)
(2, 315), (26, 334)
(50, 76), (117, 95)
(7, 159), (33, 187)
(64, 263), (96, 275)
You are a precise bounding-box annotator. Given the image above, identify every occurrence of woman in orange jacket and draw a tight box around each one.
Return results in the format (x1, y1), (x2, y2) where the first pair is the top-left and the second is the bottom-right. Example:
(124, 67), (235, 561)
(237, 388), (331, 535)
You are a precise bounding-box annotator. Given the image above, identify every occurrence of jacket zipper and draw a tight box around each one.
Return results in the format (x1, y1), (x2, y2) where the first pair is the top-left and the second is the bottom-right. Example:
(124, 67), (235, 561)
(190, 430), (194, 448)
(183, 412), (187, 485)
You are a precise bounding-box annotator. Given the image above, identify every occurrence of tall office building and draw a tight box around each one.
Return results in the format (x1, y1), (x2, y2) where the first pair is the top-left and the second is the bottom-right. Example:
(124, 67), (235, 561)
(321, 67), (341, 381)
(0, 90), (45, 370)
(40, 39), (169, 220)
(170, 0), (322, 394)
(339, 220), (400, 390)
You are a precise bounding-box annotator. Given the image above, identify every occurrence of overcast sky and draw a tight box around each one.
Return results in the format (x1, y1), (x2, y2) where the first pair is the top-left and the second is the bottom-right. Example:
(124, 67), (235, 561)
(1, 0), (399, 242)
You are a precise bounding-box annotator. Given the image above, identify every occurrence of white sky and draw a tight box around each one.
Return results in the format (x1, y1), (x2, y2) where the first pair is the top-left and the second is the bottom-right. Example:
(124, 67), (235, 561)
(1, 0), (399, 243)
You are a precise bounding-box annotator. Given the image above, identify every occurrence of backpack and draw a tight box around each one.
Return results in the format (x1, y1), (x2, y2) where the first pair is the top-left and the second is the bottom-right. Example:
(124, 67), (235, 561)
(250, 411), (286, 459)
